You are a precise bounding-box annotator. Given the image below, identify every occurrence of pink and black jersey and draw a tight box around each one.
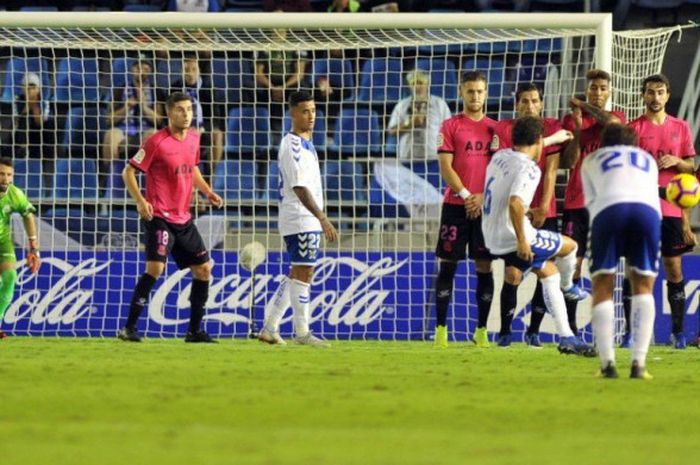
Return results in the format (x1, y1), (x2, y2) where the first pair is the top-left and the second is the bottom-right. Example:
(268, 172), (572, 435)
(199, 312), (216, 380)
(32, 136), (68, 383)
(437, 113), (497, 206)
(492, 117), (562, 218)
(562, 111), (626, 210)
(129, 127), (201, 224)
(629, 114), (696, 218)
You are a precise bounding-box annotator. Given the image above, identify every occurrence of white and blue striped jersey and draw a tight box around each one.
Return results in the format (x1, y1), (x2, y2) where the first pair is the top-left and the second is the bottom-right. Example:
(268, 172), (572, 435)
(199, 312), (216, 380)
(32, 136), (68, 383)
(278, 132), (324, 237)
(481, 148), (541, 255)
(581, 145), (661, 221)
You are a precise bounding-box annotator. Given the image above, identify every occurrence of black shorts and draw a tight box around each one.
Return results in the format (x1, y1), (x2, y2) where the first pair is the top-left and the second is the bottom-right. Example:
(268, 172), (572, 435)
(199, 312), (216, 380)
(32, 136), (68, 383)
(435, 203), (492, 261)
(562, 208), (589, 258)
(541, 217), (559, 233)
(143, 217), (209, 269)
(661, 216), (694, 257)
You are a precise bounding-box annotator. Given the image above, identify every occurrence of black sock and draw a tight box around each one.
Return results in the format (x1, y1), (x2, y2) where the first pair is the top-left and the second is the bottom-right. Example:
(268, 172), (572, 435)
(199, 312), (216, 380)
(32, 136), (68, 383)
(499, 282), (518, 336)
(435, 261), (458, 327)
(667, 280), (686, 334)
(528, 281), (546, 334)
(622, 278), (632, 334)
(125, 273), (157, 330)
(566, 297), (578, 335)
(188, 279), (210, 334)
(476, 272), (494, 328)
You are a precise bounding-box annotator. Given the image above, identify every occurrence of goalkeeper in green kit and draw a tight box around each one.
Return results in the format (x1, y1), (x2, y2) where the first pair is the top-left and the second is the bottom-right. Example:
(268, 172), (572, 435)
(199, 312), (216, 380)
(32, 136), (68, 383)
(0, 157), (41, 339)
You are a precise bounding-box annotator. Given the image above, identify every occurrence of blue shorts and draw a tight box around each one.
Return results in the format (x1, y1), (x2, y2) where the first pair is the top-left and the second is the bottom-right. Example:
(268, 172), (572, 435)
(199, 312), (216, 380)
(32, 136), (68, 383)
(500, 229), (563, 272)
(589, 203), (660, 277)
(283, 231), (322, 266)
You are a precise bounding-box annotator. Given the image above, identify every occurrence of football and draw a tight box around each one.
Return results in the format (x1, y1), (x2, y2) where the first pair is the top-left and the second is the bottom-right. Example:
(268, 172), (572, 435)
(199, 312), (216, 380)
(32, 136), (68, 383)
(239, 241), (267, 271)
(666, 173), (700, 209)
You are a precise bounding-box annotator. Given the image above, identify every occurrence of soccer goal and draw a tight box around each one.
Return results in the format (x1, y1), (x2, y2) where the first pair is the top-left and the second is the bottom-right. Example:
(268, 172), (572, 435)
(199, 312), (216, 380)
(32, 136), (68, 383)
(0, 12), (680, 341)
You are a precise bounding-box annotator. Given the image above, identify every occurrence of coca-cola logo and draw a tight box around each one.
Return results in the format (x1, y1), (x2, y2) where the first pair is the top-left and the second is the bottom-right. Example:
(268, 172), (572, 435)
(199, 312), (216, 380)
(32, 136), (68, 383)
(6, 254), (409, 329)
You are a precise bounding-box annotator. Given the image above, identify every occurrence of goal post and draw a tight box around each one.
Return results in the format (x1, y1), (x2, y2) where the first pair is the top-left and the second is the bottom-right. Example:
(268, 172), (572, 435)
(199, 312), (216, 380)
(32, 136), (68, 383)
(0, 12), (680, 342)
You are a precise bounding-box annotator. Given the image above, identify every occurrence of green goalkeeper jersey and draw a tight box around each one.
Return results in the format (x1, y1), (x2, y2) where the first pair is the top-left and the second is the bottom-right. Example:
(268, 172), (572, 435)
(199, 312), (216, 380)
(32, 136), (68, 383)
(0, 184), (36, 263)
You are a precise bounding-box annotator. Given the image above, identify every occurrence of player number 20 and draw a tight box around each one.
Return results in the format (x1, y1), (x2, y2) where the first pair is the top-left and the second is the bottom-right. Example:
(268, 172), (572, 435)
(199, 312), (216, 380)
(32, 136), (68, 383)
(600, 150), (650, 173)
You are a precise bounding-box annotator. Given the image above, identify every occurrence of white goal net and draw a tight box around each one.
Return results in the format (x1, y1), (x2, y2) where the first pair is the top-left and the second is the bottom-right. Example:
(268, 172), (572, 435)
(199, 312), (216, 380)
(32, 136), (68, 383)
(0, 12), (681, 341)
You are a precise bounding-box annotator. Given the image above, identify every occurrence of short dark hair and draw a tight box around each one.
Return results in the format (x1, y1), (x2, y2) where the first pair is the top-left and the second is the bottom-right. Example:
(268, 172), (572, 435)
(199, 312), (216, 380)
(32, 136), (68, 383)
(642, 73), (671, 94)
(586, 69), (611, 83)
(460, 71), (487, 84)
(600, 123), (638, 148)
(512, 116), (544, 146)
(166, 92), (192, 111)
(0, 157), (13, 169)
(515, 83), (542, 103)
(289, 90), (313, 108)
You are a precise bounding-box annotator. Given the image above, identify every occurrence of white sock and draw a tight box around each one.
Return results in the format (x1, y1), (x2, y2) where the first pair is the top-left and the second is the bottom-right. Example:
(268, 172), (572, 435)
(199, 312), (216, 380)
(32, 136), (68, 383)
(540, 273), (575, 338)
(555, 246), (577, 290)
(631, 294), (656, 368)
(289, 279), (311, 337)
(591, 300), (615, 368)
(263, 277), (290, 332)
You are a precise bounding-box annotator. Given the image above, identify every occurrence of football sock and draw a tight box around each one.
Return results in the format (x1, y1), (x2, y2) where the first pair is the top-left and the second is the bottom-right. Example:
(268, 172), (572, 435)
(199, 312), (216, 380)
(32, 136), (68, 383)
(125, 273), (157, 330)
(264, 276), (290, 332)
(476, 272), (494, 328)
(622, 278), (632, 334)
(591, 300), (615, 368)
(528, 281), (546, 334)
(540, 273), (575, 338)
(499, 282), (518, 336)
(555, 246), (577, 290)
(0, 268), (17, 320)
(566, 298), (579, 334)
(290, 279), (311, 336)
(667, 280), (686, 334)
(188, 279), (209, 334)
(435, 261), (457, 327)
(631, 294), (655, 367)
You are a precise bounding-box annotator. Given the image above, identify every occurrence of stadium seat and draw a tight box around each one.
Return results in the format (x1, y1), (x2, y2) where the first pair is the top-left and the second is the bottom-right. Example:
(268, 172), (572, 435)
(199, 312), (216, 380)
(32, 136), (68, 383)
(0, 57), (51, 103)
(123, 4), (162, 12)
(155, 58), (183, 89)
(211, 56), (253, 105)
(55, 57), (100, 105)
(332, 108), (381, 157)
(508, 38), (563, 53)
(108, 56), (135, 91)
(409, 160), (443, 191)
(283, 108), (327, 152)
(19, 6), (59, 11)
(212, 160), (257, 202)
(357, 58), (403, 105)
(225, 106), (270, 157)
(322, 161), (367, 203)
(368, 172), (410, 218)
(12, 159), (44, 200)
(414, 58), (458, 103)
(312, 58), (355, 102)
(54, 159), (99, 200)
(261, 161), (280, 202)
(62, 106), (103, 158)
(44, 207), (101, 247)
(518, 54), (550, 84)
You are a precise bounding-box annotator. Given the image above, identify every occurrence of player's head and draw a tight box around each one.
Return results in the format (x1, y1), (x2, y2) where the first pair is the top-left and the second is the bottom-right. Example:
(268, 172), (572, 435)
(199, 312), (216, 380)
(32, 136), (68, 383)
(182, 53), (200, 86)
(585, 69), (611, 109)
(289, 90), (316, 134)
(406, 69), (429, 99)
(600, 123), (638, 148)
(642, 73), (671, 114)
(512, 116), (544, 160)
(459, 71), (487, 114)
(0, 157), (14, 193)
(166, 92), (193, 130)
(515, 83), (543, 118)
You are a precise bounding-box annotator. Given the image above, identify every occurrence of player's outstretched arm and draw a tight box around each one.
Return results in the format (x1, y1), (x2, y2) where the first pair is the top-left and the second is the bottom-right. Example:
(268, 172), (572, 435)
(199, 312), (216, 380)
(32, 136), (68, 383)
(292, 186), (338, 243)
(123, 164), (153, 221)
(193, 166), (223, 208)
(22, 213), (40, 274)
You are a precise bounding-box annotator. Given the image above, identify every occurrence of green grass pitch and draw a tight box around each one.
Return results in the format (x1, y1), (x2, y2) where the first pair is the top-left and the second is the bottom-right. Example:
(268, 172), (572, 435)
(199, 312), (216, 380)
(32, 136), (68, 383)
(1, 338), (699, 465)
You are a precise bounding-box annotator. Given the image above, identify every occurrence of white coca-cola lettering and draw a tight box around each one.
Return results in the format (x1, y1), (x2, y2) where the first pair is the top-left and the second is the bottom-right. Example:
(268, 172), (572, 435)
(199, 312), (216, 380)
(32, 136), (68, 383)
(5, 258), (111, 325)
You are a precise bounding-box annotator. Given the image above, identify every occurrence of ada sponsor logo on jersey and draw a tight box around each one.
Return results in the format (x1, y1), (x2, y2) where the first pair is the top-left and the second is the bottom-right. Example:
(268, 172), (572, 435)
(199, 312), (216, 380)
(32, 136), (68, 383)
(132, 148), (146, 164)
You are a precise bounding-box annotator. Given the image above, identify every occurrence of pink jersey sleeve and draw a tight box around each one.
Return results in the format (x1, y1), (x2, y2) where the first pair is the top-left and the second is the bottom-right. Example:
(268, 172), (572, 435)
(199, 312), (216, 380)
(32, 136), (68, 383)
(437, 118), (454, 154)
(681, 121), (696, 157)
(129, 132), (161, 173)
